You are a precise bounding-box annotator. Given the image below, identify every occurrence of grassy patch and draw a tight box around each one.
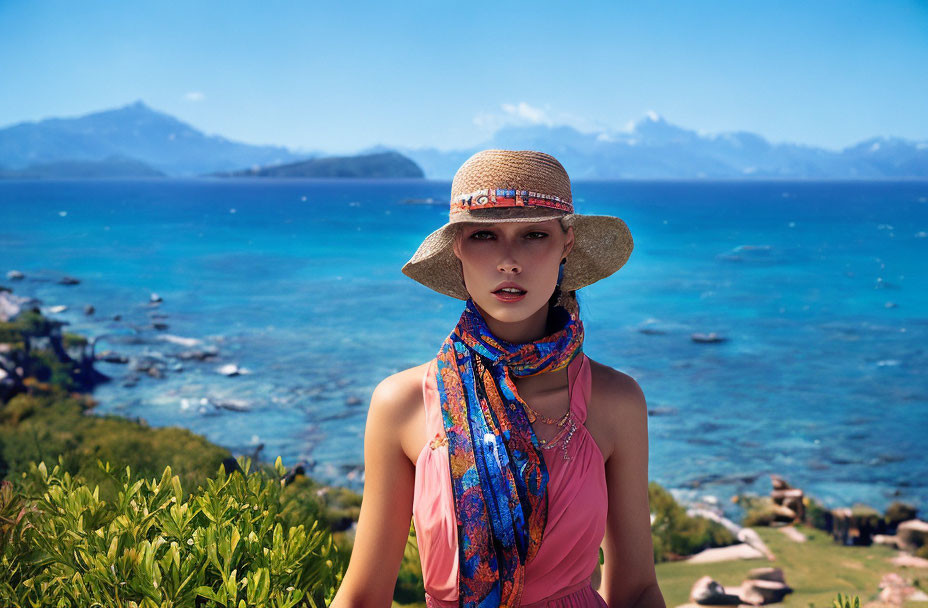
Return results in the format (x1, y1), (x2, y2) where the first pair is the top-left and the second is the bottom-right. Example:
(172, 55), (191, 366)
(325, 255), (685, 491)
(0, 384), (231, 494)
(654, 524), (928, 607)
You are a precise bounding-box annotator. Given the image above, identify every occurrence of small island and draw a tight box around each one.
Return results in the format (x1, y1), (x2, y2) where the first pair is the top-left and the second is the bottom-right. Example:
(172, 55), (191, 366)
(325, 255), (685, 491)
(212, 150), (424, 179)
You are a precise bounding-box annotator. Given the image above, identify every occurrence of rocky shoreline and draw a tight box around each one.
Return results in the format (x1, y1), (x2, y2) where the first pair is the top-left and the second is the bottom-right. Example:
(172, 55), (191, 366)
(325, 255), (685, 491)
(5, 271), (928, 605)
(1, 275), (366, 537)
(3, 269), (924, 522)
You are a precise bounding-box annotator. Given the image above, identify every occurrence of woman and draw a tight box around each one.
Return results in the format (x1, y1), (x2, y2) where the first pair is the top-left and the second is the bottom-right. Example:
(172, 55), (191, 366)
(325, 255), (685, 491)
(331, 150), (665, 608)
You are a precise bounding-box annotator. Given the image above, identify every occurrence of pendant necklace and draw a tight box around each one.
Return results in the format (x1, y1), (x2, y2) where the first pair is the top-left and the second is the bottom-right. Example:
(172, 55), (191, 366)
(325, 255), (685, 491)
(521, 365), (578, 462)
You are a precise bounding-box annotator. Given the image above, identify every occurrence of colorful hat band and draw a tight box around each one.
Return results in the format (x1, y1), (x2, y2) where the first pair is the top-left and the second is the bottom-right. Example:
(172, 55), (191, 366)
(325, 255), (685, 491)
(450, 188), (574, 215)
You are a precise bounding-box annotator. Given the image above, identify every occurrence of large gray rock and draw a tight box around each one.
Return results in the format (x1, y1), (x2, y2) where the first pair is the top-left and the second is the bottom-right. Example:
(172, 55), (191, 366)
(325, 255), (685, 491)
(685, 542), (767, 563)
(896, 519), (928, 553)
(690, 576), (741, 605)
(746, 567), (785, 583)
(739, 579), (793, 605)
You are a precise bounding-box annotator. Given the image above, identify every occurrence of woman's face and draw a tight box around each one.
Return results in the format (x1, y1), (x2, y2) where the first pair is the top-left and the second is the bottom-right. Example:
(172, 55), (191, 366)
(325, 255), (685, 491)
(453, 218), (574, 326)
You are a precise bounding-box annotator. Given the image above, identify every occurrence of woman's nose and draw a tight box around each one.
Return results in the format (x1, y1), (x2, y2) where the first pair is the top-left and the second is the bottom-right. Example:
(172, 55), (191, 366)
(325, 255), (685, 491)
(498, 257), (521, 273)
(497, 237), (522, 273)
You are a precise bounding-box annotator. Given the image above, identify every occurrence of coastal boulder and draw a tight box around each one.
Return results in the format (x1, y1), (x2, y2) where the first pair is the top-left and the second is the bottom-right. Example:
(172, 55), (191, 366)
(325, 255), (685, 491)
(690, 576), (741, 605)
(745, 567), (785, 583)
(0, 290), (30, 321)
(873, 534), (900, 549)
(878, 572), (925, 605)
(691, 332), (727, 343)
(738, 579), (792, 605)
(684, 542), (768, 563)
(896, 519), (928, 553)
(769, 474), (804, 522)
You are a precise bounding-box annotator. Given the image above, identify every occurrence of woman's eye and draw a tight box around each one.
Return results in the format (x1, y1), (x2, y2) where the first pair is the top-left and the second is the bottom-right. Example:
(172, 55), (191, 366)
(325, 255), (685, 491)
(468, 230), (547, 240)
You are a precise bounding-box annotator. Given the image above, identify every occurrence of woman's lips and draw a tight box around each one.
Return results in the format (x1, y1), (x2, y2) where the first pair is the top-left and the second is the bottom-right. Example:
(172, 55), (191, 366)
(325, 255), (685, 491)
(492, 289), (526, 302)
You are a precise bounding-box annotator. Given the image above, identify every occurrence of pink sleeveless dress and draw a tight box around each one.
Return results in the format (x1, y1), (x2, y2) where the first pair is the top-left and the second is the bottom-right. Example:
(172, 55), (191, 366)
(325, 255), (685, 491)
(413, 352), (609, 608)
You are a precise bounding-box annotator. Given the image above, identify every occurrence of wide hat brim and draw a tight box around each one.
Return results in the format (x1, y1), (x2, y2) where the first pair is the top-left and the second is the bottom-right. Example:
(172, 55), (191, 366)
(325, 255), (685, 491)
(401, 209), (634, 300)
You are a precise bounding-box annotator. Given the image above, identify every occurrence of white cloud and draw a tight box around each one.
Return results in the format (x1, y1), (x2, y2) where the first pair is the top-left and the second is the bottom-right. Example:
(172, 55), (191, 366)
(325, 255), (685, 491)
(621, 109), (664, 133)
(473, 101), (610, 136)
(472, 111), (505, 130)
(500, 101), (552, 125)
(184, 91), (206, 102)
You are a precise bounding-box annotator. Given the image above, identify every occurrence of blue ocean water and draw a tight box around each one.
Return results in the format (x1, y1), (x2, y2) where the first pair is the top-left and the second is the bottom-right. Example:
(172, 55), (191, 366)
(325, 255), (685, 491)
(1, 178), (926, 518)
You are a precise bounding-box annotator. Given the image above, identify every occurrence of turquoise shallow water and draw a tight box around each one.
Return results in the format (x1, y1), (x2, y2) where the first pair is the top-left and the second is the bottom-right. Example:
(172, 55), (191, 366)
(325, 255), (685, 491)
(1, 177), (926, 517)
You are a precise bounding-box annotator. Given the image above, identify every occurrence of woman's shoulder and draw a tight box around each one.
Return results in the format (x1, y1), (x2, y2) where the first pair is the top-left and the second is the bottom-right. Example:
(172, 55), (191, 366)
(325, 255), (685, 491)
(370, 359), (435, 414)
(584, 354), (640, 392)
(583, 354), (648, 462)
(369, 359), (436, 464)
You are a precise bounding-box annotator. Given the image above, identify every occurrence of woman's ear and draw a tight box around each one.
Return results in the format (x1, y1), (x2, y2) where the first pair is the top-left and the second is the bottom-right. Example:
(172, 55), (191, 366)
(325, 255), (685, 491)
(452, 230), (462, 260)
(563, 225), (575, 258)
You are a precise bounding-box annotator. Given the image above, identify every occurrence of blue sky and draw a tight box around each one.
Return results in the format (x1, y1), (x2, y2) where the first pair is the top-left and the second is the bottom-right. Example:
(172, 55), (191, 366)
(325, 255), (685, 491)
(1, 0), (926, 153)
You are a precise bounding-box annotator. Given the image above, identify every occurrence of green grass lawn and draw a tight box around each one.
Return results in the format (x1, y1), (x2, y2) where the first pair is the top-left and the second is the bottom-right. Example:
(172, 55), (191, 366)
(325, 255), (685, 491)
(393, 523), (928, 608)
(654, 524), (928, 607)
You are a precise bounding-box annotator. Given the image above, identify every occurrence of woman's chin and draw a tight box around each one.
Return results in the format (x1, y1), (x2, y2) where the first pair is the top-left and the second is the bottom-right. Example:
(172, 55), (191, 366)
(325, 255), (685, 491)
(475, 297), (544, 322)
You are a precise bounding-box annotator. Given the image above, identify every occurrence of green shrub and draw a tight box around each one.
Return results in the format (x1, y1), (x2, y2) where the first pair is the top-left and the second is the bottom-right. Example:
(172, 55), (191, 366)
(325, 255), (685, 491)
(0, 311), (56, 342)
(1, 313), (80, 391)
(394, 520), (426, 604)
(833, 592), (860, 608)
(0, 456), (346, 607)
(884, 501), (918, 528)
(0, 385), (230, 492)
(280, 478), (361, 534)
(62, 332), (88, 348)
(25, 347), (79, 391)
(648, 482), (737, 562)
(849, 502), (882, 536)
(735, 494), (788, 527)
(742, 507), (778, 527)
(803, 495), (833, 531)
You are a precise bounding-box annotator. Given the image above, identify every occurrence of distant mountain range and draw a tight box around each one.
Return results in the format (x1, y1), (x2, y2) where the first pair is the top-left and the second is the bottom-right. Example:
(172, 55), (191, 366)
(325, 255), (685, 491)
(0, 101), (317, 178)
(388, 114), (928, 180)
(1, 101), (925, 179)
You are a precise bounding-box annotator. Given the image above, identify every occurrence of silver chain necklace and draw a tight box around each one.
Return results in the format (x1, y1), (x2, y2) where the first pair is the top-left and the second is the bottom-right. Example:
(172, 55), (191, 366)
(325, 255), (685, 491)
(522, 367), (578, 462)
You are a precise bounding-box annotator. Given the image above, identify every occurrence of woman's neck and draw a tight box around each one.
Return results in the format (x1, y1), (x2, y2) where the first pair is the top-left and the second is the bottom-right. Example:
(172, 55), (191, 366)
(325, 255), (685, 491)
(476, 302), (555, 344)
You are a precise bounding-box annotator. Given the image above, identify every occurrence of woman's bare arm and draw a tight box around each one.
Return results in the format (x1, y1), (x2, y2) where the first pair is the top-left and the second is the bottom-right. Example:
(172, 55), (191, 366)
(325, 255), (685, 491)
(597, 370), (666, 608)
(330, 374), (418, 608)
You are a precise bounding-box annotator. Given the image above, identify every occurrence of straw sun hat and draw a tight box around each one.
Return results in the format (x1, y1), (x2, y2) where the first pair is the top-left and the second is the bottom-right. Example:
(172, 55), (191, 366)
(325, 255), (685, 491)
(401, 149), (634, 300)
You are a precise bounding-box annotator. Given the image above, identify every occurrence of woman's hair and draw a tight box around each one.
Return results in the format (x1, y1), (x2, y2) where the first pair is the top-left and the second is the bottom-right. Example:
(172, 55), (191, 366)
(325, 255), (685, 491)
(547, 221), (579, 313)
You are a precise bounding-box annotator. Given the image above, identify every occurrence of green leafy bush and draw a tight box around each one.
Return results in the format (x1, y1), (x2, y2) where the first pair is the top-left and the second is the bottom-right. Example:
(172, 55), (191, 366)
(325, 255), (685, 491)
(832, 592), (860, 608)
(0, 456), (346, 607)
(395, 520), (426, 604)
(803, 495), (833, 531)
(735, 494), (787, 527)
(648, 481), (737, 562)
(279, 477), (361, 534)
(0, 384), (231, 492)
(884, 501), (917, 529)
